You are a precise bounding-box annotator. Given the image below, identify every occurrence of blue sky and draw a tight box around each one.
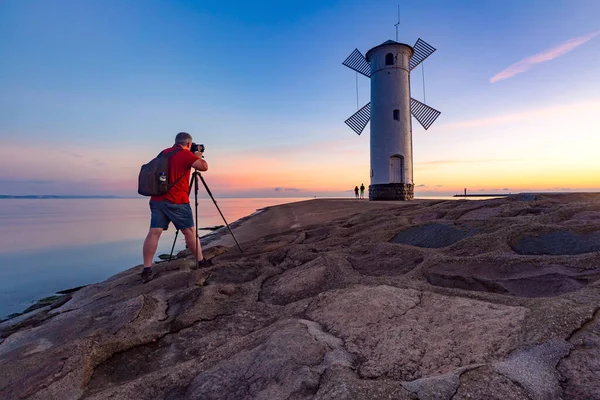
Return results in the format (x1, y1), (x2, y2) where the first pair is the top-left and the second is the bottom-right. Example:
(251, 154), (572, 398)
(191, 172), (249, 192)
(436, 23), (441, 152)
(1, 0), (599, 197)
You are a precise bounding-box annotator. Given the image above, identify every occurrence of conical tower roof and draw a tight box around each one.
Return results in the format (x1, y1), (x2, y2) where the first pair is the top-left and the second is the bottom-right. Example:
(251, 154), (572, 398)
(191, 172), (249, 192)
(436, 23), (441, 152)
(365, 40), (413, 61)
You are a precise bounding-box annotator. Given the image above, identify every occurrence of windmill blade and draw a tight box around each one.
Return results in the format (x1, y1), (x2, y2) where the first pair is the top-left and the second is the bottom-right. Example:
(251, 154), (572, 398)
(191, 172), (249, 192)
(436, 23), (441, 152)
(410, 38), (436, 70)
(345, 102), (371, 135)
(410, 98), (441, 130)
(343, 49), (371, 78)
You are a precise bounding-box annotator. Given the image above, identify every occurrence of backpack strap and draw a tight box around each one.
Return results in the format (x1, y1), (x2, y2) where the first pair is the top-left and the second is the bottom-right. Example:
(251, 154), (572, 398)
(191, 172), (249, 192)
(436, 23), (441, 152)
(157, 146), (183, 159)
(161, 147), (187, 192)
(167, 170), (188, 190)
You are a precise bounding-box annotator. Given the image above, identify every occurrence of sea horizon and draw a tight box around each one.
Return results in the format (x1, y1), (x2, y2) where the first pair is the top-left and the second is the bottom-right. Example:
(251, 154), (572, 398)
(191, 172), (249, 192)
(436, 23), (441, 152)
(2, 190), (597, 200)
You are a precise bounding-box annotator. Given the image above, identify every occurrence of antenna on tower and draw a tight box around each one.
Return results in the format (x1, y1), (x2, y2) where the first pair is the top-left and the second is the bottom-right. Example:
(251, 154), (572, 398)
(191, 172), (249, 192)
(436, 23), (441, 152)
(394, 5), (400, 41)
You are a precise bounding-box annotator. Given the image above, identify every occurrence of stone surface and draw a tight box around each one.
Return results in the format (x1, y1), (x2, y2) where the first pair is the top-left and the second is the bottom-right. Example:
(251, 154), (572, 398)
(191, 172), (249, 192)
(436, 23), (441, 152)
(557, 308), (600, 399)
(306, 286), (525, 381)
(453, 366), (530, 400)
(1, 194), (600, 399)
(492, 340), (571, 400)
(389, 222), (477, 248)
(426, 261), (600, 297)
(511, 230), (600, 255)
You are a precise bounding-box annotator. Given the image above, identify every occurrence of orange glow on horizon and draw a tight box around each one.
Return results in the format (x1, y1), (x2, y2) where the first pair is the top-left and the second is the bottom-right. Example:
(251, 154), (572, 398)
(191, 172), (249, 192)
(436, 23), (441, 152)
(3, 96), (599, 197)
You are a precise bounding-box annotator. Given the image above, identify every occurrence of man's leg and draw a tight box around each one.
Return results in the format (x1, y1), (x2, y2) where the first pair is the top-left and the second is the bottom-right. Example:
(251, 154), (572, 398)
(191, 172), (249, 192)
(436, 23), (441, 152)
(141, 201), (170, 282)
(182, 227), (204, 262)
(143, 228), (164, 267)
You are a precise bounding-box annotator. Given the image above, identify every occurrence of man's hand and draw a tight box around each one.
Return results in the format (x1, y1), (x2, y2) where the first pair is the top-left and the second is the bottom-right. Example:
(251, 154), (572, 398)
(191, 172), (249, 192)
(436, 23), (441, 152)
(194, 151), (204, 159)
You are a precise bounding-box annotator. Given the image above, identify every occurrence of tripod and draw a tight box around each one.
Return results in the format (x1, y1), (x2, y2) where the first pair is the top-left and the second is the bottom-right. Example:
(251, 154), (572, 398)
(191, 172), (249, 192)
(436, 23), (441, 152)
(168, 170), (243, 262)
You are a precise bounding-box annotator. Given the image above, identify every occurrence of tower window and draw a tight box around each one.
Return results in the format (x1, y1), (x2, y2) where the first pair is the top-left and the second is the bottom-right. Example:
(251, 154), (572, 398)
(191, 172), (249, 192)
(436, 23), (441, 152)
(385, 53), (394, 65)
(393, 109), (399, 120)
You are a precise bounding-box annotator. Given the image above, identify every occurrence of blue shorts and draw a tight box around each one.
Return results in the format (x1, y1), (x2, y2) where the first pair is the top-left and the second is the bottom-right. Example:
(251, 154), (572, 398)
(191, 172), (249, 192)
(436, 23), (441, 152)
(150, 200), (194, 230)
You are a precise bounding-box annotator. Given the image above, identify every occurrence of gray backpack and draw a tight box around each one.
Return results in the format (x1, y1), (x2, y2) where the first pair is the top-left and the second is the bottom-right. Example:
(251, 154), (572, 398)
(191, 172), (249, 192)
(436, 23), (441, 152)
(138, 148), (186, 196)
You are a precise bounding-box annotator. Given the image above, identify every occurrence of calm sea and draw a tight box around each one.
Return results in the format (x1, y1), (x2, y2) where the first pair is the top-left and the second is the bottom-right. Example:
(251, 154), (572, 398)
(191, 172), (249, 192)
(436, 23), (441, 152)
(0, 198), (308, 318)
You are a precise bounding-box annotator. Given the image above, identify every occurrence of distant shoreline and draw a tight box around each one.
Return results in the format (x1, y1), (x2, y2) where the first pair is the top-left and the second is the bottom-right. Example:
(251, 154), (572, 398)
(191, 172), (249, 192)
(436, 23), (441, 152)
(453, 194), (510, 197)
(0, 195), (313, 200)
(0, 195), (124, 199)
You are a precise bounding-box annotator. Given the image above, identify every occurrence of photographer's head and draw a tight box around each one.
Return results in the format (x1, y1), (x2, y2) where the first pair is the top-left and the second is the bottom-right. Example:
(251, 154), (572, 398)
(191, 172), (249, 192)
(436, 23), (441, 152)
(175, 132), (193, 150)
(175, 131), (204, 154)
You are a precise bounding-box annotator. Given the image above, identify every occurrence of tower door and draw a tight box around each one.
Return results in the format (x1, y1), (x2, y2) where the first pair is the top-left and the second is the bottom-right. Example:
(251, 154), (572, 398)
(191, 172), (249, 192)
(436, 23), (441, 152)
(390, 155), (404, 183)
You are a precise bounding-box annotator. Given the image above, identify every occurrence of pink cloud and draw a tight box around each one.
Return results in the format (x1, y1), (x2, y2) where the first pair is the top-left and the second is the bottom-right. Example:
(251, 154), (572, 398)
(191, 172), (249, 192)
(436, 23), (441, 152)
(490, 31), (600, 83)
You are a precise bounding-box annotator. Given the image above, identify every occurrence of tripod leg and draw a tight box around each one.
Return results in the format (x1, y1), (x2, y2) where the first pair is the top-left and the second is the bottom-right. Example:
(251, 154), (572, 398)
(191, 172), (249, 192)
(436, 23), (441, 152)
(198, 173), (243, 253)
(168, 230), (179, 261)
(168, 173), (196, 261)
(194, 172), (200, 264)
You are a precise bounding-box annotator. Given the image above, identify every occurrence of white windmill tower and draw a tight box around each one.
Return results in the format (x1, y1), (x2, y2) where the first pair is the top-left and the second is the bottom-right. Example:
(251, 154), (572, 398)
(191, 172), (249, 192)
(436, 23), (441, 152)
(343, 31), (441, 200)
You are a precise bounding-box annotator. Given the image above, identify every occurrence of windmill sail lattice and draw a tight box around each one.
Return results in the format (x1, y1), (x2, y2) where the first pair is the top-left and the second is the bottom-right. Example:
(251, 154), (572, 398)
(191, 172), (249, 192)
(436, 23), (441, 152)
(410, 98), (441, 130)
(343, 39), (441, 132)
(409, 38), (436, 70)
(342, 49), (371, 78)
(344, 102), (371, 135)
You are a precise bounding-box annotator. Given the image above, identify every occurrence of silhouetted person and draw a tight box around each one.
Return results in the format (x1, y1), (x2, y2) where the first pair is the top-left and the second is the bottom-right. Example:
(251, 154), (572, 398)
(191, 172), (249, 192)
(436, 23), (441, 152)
(360, 183), (365, 199)
(354, 186), (359, 198)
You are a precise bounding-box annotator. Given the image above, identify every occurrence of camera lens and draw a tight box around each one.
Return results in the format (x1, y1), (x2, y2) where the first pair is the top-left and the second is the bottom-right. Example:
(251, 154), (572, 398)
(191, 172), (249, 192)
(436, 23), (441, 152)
(191, 143), (205, 153)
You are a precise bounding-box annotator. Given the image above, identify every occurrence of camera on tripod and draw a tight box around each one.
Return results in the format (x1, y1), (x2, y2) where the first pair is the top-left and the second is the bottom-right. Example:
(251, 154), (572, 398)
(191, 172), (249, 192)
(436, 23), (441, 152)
(191, 143), (205, 153)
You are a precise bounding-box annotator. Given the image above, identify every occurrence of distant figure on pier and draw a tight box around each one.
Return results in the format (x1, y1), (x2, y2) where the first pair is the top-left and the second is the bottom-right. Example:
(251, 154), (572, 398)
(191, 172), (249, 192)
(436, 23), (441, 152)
(354, 186), (359, 199)
(464, 188), (467, 196)
(360, 183), (365, 199)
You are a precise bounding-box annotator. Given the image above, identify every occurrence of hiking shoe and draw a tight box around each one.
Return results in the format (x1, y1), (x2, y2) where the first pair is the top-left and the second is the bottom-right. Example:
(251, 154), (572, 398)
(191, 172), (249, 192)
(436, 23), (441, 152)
(192, 258), (213, 270)
(141, 269), (155, 283)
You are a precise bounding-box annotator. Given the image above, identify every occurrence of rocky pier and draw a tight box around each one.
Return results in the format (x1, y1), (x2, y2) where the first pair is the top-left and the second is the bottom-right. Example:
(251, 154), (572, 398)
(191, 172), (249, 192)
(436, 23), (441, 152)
(1, 193), (600, 399)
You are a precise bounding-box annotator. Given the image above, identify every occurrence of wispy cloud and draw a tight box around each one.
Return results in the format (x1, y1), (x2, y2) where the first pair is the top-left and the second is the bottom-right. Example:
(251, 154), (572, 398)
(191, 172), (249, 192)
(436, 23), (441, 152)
(61, 151), (82, 158)
(490, 30), (600, 83)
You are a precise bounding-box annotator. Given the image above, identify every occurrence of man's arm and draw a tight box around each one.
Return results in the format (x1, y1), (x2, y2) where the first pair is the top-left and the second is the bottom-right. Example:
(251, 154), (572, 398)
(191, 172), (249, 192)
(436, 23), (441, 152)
(191, 152), (208, 171)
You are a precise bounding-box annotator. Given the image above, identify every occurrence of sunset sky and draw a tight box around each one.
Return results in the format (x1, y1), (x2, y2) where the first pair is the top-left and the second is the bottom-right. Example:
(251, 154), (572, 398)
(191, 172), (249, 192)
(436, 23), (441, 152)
(1, 0), (599, 198)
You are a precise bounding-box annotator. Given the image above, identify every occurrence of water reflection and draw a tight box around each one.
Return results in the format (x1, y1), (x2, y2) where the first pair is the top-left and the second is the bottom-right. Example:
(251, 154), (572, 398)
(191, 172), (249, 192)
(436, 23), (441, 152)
(0, 198), (308, 318)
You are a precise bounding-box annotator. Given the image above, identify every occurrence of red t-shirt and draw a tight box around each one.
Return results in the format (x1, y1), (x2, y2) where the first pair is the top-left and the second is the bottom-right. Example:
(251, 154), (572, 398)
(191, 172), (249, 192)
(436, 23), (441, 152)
(150, 146), (199, 204)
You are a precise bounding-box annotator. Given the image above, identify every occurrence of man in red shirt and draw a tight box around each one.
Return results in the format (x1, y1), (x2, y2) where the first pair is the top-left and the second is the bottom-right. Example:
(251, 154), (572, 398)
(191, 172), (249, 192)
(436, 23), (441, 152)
(142, 132), (209, 282)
